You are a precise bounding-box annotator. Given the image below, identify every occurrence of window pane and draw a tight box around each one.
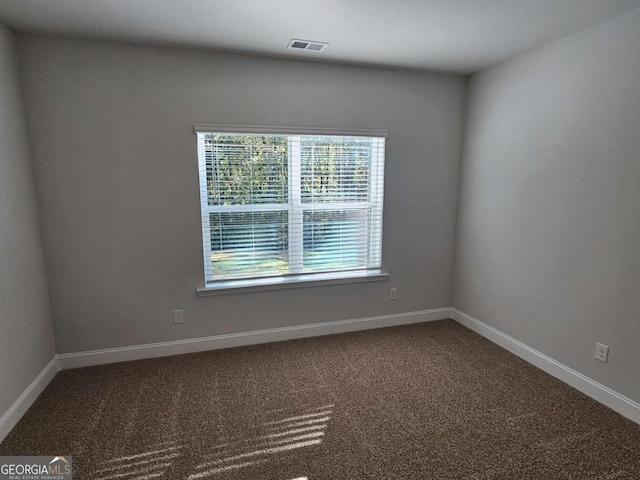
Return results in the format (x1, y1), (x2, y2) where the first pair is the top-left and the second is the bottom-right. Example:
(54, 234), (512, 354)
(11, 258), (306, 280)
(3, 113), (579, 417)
(208, 211), (289, 280)
(204, 134), (288, 205)
(197, 130), (385, 284)
(301, 136), (372, 203)
(303, 209), (371, 273)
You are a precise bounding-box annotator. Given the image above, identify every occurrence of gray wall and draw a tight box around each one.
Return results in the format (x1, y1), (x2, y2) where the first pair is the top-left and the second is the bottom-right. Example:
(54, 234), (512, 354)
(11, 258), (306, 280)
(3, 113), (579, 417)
(453, 8), (640, 402)
(0, 24), (56, 416)
(18, 35), (466, 354)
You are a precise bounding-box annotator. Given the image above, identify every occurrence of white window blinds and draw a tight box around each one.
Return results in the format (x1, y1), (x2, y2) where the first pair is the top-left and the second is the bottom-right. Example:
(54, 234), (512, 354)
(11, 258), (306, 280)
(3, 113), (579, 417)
(196, 126), (386, 284)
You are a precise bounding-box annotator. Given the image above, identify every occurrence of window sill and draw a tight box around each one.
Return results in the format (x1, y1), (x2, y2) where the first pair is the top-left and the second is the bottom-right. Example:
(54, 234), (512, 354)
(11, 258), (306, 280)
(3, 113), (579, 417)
(196, 269), (389, 296)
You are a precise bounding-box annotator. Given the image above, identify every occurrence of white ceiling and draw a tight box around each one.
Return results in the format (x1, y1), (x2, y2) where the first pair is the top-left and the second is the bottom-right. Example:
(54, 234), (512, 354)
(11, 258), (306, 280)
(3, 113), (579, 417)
(0, 0), (638, 74)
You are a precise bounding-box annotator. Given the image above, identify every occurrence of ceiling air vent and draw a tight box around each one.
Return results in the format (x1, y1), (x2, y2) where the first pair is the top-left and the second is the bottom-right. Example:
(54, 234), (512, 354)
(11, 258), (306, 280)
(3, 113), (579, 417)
(288, 39), (328, 52)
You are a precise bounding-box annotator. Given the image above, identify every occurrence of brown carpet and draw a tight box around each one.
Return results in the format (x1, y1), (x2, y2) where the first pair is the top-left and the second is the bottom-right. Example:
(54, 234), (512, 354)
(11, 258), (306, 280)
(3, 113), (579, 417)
(2, 319), (640, 479)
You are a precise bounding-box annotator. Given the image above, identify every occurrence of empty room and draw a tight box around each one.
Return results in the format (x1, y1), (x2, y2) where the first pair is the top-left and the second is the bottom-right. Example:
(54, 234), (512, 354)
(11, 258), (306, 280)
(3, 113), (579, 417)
(1, 0), (639, 478)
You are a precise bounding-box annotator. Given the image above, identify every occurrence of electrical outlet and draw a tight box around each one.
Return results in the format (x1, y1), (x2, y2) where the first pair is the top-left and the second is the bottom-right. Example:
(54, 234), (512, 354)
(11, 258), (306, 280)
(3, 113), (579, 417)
(389, 288), (397, 300)
(173, 309), (184, 324)
(595, 343), (609, 363)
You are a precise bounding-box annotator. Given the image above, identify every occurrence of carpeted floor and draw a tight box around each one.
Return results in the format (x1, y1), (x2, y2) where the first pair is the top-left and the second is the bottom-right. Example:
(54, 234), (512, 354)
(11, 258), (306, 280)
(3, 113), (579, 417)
(2, 319), (640, 479)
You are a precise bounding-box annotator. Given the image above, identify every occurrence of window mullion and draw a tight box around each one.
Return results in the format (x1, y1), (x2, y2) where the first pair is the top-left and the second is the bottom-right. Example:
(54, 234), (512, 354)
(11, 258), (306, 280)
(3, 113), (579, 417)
(288, 136), (303, 274)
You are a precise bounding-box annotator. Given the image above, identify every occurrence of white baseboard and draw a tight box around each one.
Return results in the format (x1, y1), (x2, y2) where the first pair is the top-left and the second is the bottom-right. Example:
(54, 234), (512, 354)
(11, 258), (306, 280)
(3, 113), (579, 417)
(57, 308), (452, 370)
(450, 307), (640, 425)
(0, 357), (59, 443)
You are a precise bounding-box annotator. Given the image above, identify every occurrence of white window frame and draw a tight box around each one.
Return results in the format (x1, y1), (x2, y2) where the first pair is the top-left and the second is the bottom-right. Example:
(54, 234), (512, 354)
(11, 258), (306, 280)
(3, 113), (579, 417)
(194, 124), (389, 295)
